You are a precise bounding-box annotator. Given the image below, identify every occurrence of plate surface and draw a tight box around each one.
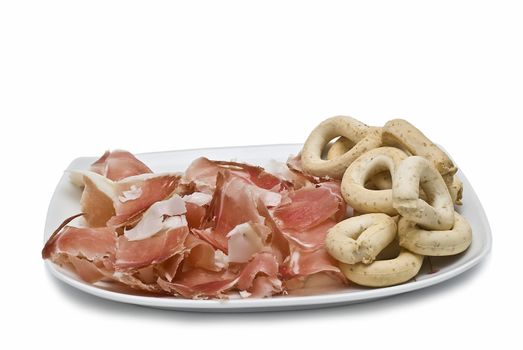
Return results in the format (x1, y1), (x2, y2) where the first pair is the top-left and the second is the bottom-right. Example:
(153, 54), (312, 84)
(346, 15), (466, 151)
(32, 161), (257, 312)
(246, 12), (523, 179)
(44, 144), (492, 312)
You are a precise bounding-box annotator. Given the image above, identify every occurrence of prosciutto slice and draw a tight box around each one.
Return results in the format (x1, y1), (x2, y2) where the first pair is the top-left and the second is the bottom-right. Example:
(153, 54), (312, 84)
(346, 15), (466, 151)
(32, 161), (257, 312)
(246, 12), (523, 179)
(282, 243), (347, 286)
(42, 224), (116, 283)
(91, 150), (152, 181)
(281, 218), (337, 250)
(196, 171), (268, 252)
(273, 185), (340, 231)
(184, 157), (287, 193)
(237, 252), (279, 290)
(157, 269), (239, 299)
(115, 224), (189, 271)
(77, 171), (182, 229)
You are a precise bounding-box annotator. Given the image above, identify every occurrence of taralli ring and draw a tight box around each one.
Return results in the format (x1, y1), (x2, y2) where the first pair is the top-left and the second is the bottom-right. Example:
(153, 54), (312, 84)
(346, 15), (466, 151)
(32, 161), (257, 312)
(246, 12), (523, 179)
(301, 116), (382, 179)
(398, 212), (472, 256)
(326, 137), (355, 160)
(325, 213), (397, 265)
(341, 147), (408, 215)
(339, 248), (424, 287)
(383, 119), (457, 177)
(393, 156), (454, 230)
(328, 141), (400, 194)
(448, 175), (463, 205)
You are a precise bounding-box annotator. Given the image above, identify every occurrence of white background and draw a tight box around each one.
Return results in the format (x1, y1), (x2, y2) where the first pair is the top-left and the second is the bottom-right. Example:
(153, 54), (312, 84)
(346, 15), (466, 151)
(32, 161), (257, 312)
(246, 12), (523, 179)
(1, 1), (520, 349)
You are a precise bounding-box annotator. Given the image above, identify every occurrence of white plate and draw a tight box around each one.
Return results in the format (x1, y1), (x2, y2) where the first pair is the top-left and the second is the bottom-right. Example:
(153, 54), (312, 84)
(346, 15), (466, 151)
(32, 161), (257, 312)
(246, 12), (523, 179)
(44, 144), (492, 312)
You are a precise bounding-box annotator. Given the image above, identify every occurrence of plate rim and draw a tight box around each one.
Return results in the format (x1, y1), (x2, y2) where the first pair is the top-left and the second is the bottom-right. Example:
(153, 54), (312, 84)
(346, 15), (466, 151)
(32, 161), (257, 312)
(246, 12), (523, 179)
(43, 143), (492, 311)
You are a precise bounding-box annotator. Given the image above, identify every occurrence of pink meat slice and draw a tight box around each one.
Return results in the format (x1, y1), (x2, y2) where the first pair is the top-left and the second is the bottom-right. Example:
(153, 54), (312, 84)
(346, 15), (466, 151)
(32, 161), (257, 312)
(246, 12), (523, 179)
(183, 232), (220, 271)
(90, 150), (152, 181)
(42, 225), (116, 283)
(197, 171), (267, 252)
(282, 243), (347, 284)
(236, 252), (279, 291)
(281, 218), (337, 250)
(115, 225), (189, 271)
(157, 269), (239, 299)
(108, 174), (182, 229)
(184, 157), (287, 192)
(273, 185), (340, 231)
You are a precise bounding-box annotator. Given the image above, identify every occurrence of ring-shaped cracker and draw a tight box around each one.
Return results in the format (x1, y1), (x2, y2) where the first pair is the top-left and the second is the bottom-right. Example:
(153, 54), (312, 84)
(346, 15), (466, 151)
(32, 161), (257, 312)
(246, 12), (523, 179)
(382, 119), (457, 176)
(339, 248), (424, 287)
(341, 147), (408, 215)
(393, 156), (454, 230)
(398, 212), (472, 256)
(325, 213), (396, 265)
(301, 116), (382, 179)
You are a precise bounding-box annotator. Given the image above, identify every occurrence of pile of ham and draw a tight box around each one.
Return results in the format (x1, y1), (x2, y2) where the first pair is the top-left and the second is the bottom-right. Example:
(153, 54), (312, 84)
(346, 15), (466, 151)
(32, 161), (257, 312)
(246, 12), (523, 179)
(42, 150), (349, 299)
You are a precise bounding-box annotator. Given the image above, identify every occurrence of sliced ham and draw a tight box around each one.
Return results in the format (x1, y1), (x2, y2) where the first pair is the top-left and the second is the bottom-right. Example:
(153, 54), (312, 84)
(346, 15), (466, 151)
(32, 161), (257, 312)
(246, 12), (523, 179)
(183, 157), (287, 193)
(156, 254), (185, 282)
(182, 192), (212, 229)
(77, 171), (182, 229)
(109, 173), (182, 229)
(226, 222), (270, 263)
(281, 218), (337, 250)
(256, 201), (290, 264)
(197, 171), (267, 252)
(236, 252), (279, 291)
(273, 185), (340, 231)
(115, 224), (188, 271)
(42, 224), (116, 283)
(123, 195), (186, 241)
(183, 233), (222, 272)
(157, 269), (239, 299)
(91, 150), (152, 181)
(282, 243), (347, 285)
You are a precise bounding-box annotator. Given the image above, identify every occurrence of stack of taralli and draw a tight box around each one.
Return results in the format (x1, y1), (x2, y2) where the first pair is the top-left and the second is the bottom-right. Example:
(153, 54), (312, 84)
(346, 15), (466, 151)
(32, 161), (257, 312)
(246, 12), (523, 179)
(301, 116), (472, 287)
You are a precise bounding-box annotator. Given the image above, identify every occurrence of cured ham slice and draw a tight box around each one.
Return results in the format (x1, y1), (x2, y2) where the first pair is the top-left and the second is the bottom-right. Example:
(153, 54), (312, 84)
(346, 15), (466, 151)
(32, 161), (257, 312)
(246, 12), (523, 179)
(182, 192), (212, 229)
(115, 224), (189, 271)
(256, 202), (290, 264)
(109, 173), (182, 229)
(273, 185), (340, 231)
(196, 171), (268, 252)
(157, 269), (239, 299)
(236, 252), (279, 291)
(184, 157), (287, 193)
(281, 218), (337, 250)
(90, 150), (152, 181)
(123, 195), (186, 241)
(226, 222), (270, 263)
(77, 171), (181, 229)
(183, 233), (223, 272)
(286, 153), (328, 184)
(282, 243), (347, 286)
(42, 224), (116, 283)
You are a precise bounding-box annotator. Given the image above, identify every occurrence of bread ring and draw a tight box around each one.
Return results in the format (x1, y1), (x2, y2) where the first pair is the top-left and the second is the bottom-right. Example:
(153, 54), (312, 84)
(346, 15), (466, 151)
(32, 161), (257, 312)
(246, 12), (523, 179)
(339, 248), (424, 287)
(393, 156), (454, 230)
(383, 119), (457, 177)
(327, 142), (397, 194)
(301, 116), (382, 179)
(341, 147), (408, 215)
(398, 212), (472, 256)
(325, 214), (396, 265)
(326, 137), (355, 160)
(364, 171), (429, 202)
(448, 175), (463, 205)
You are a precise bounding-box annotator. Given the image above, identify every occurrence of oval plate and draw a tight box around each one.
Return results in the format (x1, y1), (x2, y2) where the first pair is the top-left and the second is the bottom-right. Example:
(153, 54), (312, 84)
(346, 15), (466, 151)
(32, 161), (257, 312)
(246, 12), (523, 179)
(44, 144), (492, 312)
